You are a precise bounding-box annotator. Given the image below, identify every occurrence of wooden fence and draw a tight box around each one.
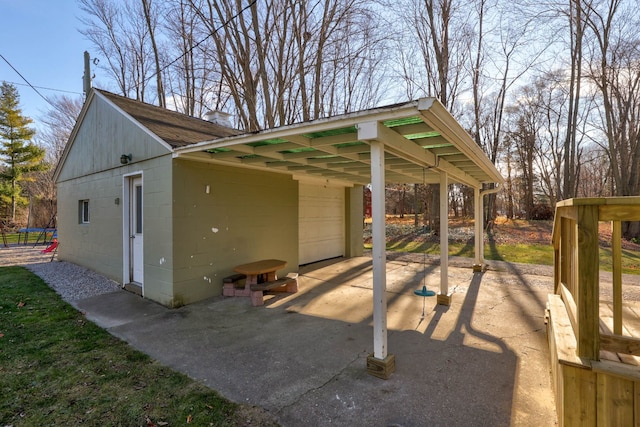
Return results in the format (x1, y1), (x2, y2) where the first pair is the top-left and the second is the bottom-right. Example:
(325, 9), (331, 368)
(549, 197), (640, 426)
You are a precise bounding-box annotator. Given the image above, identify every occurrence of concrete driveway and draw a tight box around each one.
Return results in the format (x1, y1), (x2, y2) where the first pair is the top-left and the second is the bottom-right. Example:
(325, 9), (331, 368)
(75, 256), (558, 426)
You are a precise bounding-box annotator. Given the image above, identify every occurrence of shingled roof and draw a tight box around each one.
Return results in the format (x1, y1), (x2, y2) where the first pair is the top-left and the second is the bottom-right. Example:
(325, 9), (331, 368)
(97, 89), (241, 148)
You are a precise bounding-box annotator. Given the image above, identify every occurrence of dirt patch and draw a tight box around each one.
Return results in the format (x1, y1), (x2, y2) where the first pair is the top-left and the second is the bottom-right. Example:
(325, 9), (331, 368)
(233, 405), (279, 426)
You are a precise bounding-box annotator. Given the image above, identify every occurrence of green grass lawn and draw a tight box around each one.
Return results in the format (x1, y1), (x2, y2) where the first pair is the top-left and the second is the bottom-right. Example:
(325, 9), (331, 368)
(2, 233), (21, 245)
(366, 241), (640, 275)
(1, 232), (55, 245)
(0, 266), (277, 426)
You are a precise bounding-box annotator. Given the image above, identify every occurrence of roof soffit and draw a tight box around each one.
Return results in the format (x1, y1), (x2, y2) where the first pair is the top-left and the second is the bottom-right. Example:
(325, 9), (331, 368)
(174, 98), (504, 188)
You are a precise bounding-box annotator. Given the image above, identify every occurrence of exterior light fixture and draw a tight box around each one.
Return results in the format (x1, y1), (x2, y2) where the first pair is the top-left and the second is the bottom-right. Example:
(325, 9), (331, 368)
(120, 154), (132, 165)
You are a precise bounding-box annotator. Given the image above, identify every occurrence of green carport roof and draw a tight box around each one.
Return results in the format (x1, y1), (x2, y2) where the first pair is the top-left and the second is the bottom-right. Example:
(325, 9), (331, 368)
(173, 98), (503, 188)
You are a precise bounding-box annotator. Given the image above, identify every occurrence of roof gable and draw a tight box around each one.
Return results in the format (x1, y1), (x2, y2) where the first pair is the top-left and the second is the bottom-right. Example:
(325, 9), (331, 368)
(96, 90), (241, 149)
(54, 89), (242, 182)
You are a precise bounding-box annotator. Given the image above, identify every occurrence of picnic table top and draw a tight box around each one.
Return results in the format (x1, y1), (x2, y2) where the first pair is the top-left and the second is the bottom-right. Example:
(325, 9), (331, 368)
(234, 259), (287, 275)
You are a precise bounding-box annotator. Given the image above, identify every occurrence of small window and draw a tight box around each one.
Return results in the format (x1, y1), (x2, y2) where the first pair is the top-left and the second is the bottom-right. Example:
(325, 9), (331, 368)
(79, 200), (90, 223)
(135, 184), (142, 234)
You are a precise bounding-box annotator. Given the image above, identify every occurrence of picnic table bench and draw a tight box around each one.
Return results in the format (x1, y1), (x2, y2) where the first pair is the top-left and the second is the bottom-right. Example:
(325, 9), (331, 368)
(223, 259), (298, 306)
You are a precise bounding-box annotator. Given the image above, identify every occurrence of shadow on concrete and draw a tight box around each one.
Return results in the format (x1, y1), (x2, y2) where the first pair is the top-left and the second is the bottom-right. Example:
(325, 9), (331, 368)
(270, 258), (547, 425)
(77, 256), (556, 426)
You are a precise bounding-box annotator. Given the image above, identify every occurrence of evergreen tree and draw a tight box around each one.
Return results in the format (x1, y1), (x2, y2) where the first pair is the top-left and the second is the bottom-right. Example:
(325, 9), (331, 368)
(0, 82), (46, 221)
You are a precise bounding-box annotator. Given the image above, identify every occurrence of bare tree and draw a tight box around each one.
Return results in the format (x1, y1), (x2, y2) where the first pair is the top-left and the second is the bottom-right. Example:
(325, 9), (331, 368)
(79, 0), (158, 103)
(397, 0), (474, 114)
(164, 0), (225, 116)
(561, 0), (588, 199)
(470, 3), (544, 222)
(395, 0), (475, 230)
(38, 96), (84, 165)
(141, 0), (166, 107)
(28, 95), (84, 227)
(584, 0), (640, 235)
(191, 0), (386, 130)
(80, 0), (132, 96)
(511, 111), (539, 220)
(578, 146), (611, 196)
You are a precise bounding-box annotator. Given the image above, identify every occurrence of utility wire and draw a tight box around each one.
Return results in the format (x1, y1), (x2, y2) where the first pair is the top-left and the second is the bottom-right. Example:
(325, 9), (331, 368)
(6, 81), (82, 96)
(0, 52), (62, 112)
(138, 0), (257, 91)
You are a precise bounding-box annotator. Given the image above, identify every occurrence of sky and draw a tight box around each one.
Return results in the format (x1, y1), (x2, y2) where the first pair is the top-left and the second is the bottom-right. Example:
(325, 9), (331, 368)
(0, 0), (91, 130)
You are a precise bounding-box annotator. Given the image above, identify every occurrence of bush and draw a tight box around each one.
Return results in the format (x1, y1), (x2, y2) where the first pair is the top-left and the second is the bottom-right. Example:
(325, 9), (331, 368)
(530, 204), (554, 220)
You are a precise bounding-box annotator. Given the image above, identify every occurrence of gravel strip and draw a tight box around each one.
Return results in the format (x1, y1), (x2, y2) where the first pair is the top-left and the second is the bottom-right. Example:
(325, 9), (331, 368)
(0, 245), (121, 304)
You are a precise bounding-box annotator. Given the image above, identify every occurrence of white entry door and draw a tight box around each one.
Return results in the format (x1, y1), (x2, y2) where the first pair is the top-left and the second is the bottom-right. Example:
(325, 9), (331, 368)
(129, 176), (144, 284)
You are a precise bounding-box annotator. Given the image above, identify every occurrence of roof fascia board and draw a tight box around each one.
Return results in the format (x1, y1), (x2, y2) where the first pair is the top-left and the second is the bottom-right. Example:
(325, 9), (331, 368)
(418, 98), (503, 184)
(173, 101), (420, 155)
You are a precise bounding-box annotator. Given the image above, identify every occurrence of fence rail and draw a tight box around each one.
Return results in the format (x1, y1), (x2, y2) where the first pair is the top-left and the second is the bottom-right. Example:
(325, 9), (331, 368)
(552, 197), (640, 360)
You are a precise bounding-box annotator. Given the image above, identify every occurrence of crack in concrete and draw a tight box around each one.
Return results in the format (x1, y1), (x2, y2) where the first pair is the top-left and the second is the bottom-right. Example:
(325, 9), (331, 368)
(274, 351), (367, 415)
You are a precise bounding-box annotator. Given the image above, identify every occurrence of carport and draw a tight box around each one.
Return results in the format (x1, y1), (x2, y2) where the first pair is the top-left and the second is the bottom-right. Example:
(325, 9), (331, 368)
(173, 97), (504, 378)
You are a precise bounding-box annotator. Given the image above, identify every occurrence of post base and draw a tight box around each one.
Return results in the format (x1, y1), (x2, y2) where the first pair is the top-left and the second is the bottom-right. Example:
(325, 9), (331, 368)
(437, 293), (452, 306)
(366, 353), (395, 379)
(472, 263), (485, 272)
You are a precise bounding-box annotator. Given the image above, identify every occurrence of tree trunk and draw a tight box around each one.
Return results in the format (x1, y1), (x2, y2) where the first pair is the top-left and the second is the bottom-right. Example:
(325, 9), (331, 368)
(141, 0), (165, 108)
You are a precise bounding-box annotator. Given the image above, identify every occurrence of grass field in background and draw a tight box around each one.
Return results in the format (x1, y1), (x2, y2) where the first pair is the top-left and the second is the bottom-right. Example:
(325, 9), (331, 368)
(365, 241), (640, 275)
(1, 233), (21, 245)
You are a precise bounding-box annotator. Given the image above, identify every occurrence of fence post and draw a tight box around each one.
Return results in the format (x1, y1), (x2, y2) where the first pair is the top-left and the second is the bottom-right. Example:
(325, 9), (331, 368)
(576, 204), (600, 360)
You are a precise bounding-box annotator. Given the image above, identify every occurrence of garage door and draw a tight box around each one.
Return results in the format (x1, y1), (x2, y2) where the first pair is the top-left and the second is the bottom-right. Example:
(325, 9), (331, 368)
(299, 183), (345, 265)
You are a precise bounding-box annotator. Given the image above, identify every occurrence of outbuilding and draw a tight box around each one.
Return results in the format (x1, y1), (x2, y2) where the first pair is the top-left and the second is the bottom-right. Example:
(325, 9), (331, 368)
(56, 89), (502, 374)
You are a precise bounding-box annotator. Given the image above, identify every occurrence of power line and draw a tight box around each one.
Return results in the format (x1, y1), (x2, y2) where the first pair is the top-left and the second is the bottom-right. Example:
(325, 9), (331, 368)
(4, 81), (82, 96)
(0, 52), (61, 112)
(139, 0), (257, 90)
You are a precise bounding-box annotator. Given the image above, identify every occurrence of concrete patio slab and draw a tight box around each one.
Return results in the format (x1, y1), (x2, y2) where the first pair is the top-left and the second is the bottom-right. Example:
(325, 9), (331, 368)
(72, 256), (558, 426)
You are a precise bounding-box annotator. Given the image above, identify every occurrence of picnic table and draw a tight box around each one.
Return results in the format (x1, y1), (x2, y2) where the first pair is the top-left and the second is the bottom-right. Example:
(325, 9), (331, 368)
(223, 259), (298, 306)
(234, 259), (286, 286)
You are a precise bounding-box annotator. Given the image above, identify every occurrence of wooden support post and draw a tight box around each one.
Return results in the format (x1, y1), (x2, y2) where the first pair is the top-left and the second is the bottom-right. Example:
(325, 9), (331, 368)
(473, 186), (483, 272)
(576, 205), (599, 360)
(359, 121), (395, 379)
(439, 171), (451, 305)
(560, 216), (572, 294)
(553, 245), (560, 294)
(612, 220), (622, 335)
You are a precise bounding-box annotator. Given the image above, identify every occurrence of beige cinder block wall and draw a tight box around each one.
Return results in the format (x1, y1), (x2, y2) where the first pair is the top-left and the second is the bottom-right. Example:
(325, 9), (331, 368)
(56, 155), (174, 300)
(56, 94), (174, 296)
(57, 170), (124, 281)
(135, 157), (174, 305)
(171, 160), (298, 305)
